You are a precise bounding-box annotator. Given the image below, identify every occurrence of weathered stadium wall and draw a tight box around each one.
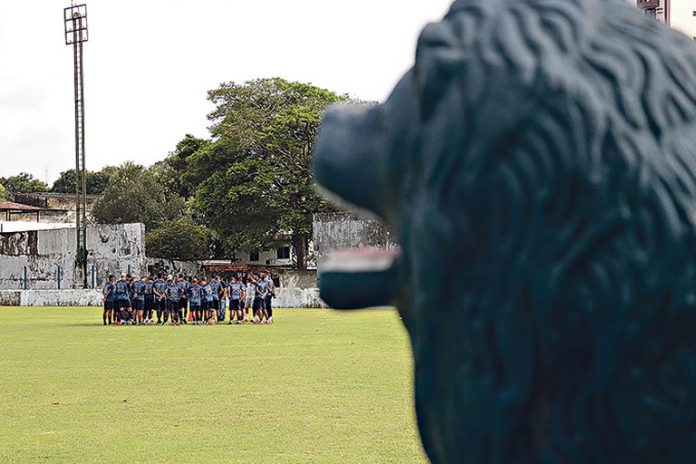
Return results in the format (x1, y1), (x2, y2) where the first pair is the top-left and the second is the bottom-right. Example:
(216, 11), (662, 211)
(312, 212), (398, 262)
(279, 270), (317, 289)
(0, 224), (147, 290)
(273, 288), (327, 308)
(0, 290), (21, 306)
(146, 258), (202, 277)
(0, 288), (328, 308)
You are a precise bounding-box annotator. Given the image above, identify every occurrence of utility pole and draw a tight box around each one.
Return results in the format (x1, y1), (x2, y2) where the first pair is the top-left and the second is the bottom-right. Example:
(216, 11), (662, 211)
(64, 3), (89, 288)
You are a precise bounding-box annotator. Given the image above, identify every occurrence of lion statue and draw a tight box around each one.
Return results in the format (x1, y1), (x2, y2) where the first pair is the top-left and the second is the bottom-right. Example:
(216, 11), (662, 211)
(313, 0), (696, 462)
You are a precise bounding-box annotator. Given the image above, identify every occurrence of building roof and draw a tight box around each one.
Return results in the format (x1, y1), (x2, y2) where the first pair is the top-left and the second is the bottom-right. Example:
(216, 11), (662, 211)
(0, 201), (43, 212)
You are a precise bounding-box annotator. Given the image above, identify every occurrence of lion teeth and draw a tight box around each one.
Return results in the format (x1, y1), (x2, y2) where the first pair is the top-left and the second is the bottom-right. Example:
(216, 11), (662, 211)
(321, 247), (400, 273)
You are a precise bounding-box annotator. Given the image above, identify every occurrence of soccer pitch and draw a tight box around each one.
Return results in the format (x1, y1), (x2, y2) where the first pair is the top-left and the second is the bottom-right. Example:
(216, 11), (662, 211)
(0, 307), (427, 464)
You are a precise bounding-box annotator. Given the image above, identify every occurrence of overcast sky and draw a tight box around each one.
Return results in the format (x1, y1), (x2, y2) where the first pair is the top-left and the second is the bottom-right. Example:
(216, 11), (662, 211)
(0, 0), (452, 185)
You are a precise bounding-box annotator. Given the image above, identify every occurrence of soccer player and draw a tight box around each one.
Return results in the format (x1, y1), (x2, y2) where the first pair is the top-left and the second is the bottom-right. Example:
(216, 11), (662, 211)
(243, 275), (255, 322)
(126, 274), (136, 324)
(219, 277), (228, 322)
(188, 278), (203, 325)
(176, 274), (190, 324)
(263, 272), (275, 324)
(209, 276), (223, 322)
(131, 277), (147, 325)
(143, 277), (156, 325)
(165, 278), (181, 325)
(253, 273), (269, 324)
(227, 277), (244, 324)
(112, 273), (132, 325)
(201, 278), (215, 323)
(101, 275), (116, 325)
(153, 273), (168, 324)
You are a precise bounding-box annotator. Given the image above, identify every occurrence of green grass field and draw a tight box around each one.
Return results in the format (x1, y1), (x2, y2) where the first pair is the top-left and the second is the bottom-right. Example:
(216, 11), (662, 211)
(0, 307), (427, 464)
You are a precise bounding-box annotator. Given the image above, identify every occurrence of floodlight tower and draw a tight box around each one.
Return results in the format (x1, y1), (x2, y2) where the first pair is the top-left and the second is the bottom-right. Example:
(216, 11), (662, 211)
(64, 3), (89, 288)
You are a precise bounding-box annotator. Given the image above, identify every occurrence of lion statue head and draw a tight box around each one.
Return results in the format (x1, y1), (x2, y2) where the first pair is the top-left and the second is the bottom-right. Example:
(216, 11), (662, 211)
(313, 0), (696, 462)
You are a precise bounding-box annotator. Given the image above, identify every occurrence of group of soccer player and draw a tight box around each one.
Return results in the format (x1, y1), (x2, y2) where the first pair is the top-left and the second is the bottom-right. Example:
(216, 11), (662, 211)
(101, 271), (276, 326)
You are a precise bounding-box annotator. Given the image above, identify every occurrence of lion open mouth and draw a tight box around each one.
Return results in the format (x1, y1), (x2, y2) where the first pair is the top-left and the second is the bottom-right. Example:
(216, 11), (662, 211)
(319, 247), (400, 309)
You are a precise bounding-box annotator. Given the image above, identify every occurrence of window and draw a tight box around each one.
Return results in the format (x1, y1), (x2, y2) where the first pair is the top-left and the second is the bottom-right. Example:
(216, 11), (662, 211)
(635, 0), (660, 20)
(277, 246), (290, 260)
(249, 251), (259, 262)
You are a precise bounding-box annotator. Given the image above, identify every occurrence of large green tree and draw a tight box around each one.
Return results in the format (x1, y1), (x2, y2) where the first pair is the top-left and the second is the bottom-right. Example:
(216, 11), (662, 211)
(0, 184), (11, 201)
(0, 173), (49, 194)
(145, 219), (209, 261)
(92, 162), (185, 231)
(154, 134), (210, 199)
(51, 167), (115, 195)
(189, 138), (282, 255)
(196, 78), (347, 269)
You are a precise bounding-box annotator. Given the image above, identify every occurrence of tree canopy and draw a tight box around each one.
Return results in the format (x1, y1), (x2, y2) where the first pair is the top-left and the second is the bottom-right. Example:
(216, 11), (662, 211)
(51, 167), (115, 195)
(193, 77), (347, 269)
(0, 173), (49, 194)
(92, 162), (185, 231)
(0, 184), (11, 201)
(145, 219), (209, 261)
(154, 134), (210, 199)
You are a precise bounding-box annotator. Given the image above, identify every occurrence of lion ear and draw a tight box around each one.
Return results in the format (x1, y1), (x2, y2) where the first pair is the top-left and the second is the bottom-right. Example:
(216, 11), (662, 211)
(415, 21), (465, 120)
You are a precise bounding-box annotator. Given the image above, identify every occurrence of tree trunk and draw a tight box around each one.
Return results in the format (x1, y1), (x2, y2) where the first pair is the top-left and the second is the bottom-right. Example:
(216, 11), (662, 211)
(293, 233), (308, 270)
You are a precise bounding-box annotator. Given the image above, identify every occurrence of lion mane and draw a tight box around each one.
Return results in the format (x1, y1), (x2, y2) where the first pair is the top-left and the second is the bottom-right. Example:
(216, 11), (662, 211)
(404, 0), (696, 462)
(314, 0), (696, 462)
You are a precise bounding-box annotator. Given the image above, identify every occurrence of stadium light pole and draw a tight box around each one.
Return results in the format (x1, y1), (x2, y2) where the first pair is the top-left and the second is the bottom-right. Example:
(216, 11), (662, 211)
(64, 3), (89, 289)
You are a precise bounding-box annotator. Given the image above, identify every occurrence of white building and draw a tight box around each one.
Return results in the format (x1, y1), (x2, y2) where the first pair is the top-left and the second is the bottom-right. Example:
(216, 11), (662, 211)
(633, 1), (696, 39)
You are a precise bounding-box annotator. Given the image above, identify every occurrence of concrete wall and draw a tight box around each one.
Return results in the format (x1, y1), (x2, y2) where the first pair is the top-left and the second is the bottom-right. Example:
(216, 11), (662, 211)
(279, 270), (317, 289)
(0, 290), (21, 306)
(313, 212), (398, 262)
(0, 288), (327, 308)
(20, 290), (103, 307)
(146, 258), (202, 278)
(0, 223), (146, 290)
(273, 288), (327, 308)
(0, 222), (77, 233)
(12, 193), (99, 224)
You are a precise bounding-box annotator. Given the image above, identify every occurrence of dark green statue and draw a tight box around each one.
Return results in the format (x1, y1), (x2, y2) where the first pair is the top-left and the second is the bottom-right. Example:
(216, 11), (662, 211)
(313, 0), (696, 462)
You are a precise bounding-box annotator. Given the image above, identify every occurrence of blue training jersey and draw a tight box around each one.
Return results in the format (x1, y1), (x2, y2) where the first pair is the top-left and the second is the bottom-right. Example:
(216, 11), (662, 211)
(229, 282), (243, 300)
(176, 279), (190, 299)
(202, 284), (214, 302)
(153, 279), (167, 298)
(188, 285), (202, 305)
(113, 279), (131, 300)
(132, 280), (147, 300)
(102, 282), (115, 301)
(166, 284), (180, 302)
(144, 281), (154, 298)
(209, 280), (222, 300)
(255, 279), (269, 297)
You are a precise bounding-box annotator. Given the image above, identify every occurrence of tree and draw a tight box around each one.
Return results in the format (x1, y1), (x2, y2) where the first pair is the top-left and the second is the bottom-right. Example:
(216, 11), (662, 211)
(190, 138), (283, 255)
(51, 167), (115, 195)
(198, 78), (348, 269)
(154, 134), (210, 199)
(0, 184), (11, 201)
(0, 173), (49, 194)
(92, 162), (185, 231)
(145, 219), (209, 261)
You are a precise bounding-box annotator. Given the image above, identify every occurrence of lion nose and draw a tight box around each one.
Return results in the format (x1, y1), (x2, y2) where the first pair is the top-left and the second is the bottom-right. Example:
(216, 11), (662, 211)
(313, 104), (388, 219)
